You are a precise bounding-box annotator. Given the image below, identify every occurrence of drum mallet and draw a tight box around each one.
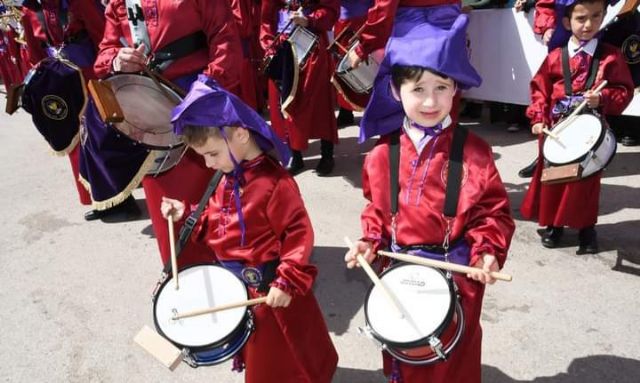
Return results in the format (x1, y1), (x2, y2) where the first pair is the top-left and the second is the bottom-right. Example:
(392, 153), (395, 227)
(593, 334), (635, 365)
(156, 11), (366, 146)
(172, 297), (268, 321)
(133, 325), (182, 371)
(378, 250), (513, 282)
(167, 214), (179, 290)
(344, 237), (406, 319)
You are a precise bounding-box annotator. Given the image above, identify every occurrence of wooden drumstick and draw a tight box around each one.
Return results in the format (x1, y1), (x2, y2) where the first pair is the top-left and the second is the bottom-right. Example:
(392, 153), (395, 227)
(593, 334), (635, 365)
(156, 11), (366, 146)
(172, 297), (268, 320)
(552, 80), (608, 135)
(344, 237), (405, 319)
(378, 250), (513, 282)
(167, 214), (179, 290)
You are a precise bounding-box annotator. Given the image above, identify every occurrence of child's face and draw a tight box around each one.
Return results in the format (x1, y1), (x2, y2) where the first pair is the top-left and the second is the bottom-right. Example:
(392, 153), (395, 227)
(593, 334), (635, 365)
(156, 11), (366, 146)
(397, 70), (456, 127)
(192, 130), (243, 173)
(563, 2), (606, 42)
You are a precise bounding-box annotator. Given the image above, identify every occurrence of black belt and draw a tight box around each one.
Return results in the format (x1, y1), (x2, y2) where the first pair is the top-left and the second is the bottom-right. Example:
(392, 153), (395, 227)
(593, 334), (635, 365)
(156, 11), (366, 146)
(149, 31), (207, 71)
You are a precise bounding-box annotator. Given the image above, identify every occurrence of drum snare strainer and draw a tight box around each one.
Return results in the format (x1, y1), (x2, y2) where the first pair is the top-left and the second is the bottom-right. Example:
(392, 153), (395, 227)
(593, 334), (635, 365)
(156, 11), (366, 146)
(362, 263), (464, 365)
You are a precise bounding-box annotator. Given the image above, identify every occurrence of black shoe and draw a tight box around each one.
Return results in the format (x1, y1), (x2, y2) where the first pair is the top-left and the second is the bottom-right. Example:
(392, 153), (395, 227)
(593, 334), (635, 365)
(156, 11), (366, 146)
(287, 150), (305, 175)
(518, 159), (538, 178)
(315, 156), (335, 176)
(541, 226), (564, 248)
(84, 196), (141, 221)
(337, 108), (355, 127)
(577, 226), (598, 254)
(621, 136), (638, 147)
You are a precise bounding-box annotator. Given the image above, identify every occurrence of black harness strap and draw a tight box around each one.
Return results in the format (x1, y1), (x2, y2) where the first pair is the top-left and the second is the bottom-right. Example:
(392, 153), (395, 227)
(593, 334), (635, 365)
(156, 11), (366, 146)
(561, 44), (602, 97)
(389, 125), (468, 218)
(163, 170), (224, 275)
(148, 31), (207, 71)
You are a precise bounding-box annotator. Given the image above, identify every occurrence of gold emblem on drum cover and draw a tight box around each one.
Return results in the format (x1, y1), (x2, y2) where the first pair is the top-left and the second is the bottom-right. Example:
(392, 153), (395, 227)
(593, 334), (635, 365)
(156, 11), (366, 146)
(440, 162), (468, 188)
(242, 267), (262, 285)
(41, 95), (68, 120)
(622, 35), (640, 65)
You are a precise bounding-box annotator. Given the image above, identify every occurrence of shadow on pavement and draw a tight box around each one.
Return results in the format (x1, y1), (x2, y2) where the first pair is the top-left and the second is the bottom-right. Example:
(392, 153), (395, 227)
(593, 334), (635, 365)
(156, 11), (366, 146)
(482, 354), (640, 382)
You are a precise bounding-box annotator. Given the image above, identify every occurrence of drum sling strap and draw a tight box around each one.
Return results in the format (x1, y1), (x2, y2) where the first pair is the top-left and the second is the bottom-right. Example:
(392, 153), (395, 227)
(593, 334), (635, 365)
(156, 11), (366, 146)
(162, 170), (278, 293)
(389, 125), (468, 220)
(561, 43), (602, 98)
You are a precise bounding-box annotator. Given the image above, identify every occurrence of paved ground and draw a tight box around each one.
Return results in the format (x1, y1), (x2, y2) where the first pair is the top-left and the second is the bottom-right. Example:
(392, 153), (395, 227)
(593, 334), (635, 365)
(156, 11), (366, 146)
(1, 98), (639, 383)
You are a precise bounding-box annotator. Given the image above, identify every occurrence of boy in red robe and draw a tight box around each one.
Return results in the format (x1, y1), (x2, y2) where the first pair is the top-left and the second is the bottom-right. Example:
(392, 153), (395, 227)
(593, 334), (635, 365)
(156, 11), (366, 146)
(521, 0), (634, 254)
(345, 12), (514, 383)
(162, 76), (338, 383)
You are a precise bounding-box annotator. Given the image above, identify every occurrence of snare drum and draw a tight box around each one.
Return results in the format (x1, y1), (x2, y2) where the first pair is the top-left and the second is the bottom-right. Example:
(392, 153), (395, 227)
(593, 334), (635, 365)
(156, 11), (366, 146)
(287, 26), (318, 68)
(362, 263), (464, 365)
(335, 43), (379, 94)
(153, 264), (254, 367)
(543, 113), (617, 180)
(90, 73), (185, 174)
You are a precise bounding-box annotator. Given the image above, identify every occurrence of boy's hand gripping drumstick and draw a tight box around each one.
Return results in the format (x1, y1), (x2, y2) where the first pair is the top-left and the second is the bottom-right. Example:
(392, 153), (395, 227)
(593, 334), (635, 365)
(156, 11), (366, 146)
(172, 297), (268, 320)
(553, 80), (608, 135)
(378, 250), (513, 282)
(167, 214), (179, 290)
(344, 237), (405, 319)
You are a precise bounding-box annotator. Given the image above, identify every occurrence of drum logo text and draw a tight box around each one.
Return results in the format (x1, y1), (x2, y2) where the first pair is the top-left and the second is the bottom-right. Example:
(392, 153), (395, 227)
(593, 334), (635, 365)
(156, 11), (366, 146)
(400, 278), (426, 287)
(41, 95), (69, 120)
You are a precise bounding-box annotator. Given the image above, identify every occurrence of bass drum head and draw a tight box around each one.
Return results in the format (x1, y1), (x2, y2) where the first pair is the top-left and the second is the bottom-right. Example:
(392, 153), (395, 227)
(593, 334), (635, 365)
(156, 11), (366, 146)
(154, 264), (248, 348)
(106, 74), (183, 150)
(543, 114), (603, 165)
(364, 264), (454, 348)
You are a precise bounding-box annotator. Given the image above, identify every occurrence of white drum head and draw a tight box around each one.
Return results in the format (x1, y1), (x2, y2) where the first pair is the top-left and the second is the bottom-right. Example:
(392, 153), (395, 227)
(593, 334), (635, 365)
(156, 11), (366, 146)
(543, 114), (603, 165)
(365, 264), (453, 344)
(154, 265), (248, 348)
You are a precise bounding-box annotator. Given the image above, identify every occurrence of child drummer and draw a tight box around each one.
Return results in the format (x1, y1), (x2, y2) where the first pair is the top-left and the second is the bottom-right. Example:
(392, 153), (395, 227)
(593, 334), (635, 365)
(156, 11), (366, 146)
(520, 0), (634, 254)
(344, 13), (515, 383)
(161, 76), (338, 383)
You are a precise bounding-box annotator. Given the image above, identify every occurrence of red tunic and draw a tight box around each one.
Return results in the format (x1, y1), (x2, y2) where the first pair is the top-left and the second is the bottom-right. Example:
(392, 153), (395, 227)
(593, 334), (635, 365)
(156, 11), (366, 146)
(260, 0), (339, 151)
(189, 155), (338, 383)
(94, 0), (243, 269)
(361, 126), (514, 383)
(229, 0), (261, 109)
(0, 28), (24, 89)
(521, 43), (634, 229)
(533, 0), (555, 36)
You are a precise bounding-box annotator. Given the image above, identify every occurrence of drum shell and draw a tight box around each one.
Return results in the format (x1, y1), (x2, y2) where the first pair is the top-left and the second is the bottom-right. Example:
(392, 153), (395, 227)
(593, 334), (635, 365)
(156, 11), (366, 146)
(363, 263), (456, 349)
(543, 114), (607, 166)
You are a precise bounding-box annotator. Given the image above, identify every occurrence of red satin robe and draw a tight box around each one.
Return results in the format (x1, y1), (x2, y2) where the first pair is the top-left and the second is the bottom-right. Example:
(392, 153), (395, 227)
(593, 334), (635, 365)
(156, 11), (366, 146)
(21, 0), (105, 206)
(189, 155), (338, 383)
(0, 28), (25, 90)
(533, 0), (555, 36)
(95, 0), (243, 269)
(260, 0), (339, 151)
(360, 126), (514, 383)
(521, 43), (633, 229)
(229, 0), (261, 109)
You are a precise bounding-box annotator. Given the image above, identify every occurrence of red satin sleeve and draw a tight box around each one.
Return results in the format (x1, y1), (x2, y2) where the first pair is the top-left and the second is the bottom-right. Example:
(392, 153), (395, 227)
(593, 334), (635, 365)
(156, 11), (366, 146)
(598, 49), (634, 115)
(68, 0), (106, 48)
(93, 2), (122, 78)
(21, 10), (48, 65)
(196, 0), (242, 89)
(356, 0), (399, 58)
(463, 157), (514, 269)
(526, 54), (553, 126)
(306, 0), (339, 32)
(259, 0), (282, 52)
(360, 141), (392, 253)
(266, 176), (317, 296)
(533, 0), (555, 35)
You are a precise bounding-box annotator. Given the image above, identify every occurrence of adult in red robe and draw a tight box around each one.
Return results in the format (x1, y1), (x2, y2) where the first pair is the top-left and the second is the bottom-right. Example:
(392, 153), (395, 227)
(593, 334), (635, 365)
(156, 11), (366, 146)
(20, 0), (105, 206)
(229, 0), (261, 109)
(93, 0), (242, 269)
(0, 27), (24, 90)
(360, 123), (514, 383)
(260, 0), (339, 175)
(521, 42), (634, 234)
(189, 154), (338, 383)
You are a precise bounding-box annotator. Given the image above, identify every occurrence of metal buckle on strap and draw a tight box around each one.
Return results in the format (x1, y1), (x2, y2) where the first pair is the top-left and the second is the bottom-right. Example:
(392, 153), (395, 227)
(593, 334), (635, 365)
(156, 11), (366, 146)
(184, 215), (198, 230)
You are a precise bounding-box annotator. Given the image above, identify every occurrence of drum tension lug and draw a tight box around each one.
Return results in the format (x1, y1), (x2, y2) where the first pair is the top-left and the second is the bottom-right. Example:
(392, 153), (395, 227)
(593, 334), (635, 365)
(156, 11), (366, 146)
(358, 326), (384, 350)
(428, 336), (447, 360)
(182, 349), (198, 368)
